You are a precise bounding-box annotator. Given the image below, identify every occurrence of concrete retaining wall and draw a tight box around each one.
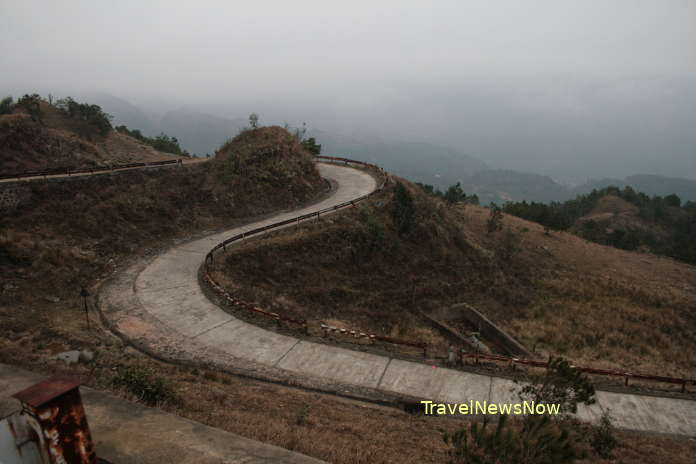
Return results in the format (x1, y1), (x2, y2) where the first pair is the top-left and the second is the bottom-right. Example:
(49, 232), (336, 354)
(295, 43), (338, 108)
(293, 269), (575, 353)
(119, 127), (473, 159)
(449, 303), (533, 358)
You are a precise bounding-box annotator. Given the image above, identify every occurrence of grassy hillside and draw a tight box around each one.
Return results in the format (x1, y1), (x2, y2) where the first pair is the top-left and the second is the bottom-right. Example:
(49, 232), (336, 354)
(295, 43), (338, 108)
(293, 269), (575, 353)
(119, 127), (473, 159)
(503, 186), (696, 266)
(1, 141), (694, 462)
(0, 125), (324, 301)
(0, 94), (184, 173)
(210, 178), (696, 378)
(208, 126), (325, 211)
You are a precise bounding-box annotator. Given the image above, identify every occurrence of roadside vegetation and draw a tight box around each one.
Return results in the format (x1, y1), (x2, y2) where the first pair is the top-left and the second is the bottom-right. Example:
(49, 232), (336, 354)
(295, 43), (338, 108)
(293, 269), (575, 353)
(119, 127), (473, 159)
(115, 124), (190, 157)
(1, 109), (694, 461)
(211, 176), (696, 379)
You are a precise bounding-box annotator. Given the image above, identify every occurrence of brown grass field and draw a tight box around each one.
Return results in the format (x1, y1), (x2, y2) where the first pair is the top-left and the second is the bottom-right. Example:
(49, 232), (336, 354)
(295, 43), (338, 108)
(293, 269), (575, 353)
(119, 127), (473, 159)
(211, 180), (696, 381)
(2, 145), (696, 462)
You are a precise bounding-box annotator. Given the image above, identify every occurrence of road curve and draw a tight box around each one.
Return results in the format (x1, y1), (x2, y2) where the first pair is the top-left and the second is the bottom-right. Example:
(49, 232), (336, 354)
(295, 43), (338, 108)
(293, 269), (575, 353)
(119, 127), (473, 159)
(98, 162), (696, 437)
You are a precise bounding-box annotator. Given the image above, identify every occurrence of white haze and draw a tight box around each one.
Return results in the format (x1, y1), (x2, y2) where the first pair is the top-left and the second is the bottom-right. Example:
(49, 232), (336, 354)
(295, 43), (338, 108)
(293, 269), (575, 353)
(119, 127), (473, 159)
(1, 0), (695, 182)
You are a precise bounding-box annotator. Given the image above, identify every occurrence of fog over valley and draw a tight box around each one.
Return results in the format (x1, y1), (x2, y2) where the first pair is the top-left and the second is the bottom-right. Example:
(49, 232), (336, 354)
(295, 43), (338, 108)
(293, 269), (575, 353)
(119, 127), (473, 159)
(3, 1), (695, 201)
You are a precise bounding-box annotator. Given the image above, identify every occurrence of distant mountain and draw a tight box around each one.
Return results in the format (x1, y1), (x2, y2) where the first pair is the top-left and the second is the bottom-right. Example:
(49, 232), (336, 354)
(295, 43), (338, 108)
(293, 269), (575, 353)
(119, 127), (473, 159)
(312, 129), (488, 188)
(83, 92), (159, 136)
(159, 109), (247, 156)
(450, 171), (696, 206)
(82, 94), (247, 156)
(462, 169), (570, 205)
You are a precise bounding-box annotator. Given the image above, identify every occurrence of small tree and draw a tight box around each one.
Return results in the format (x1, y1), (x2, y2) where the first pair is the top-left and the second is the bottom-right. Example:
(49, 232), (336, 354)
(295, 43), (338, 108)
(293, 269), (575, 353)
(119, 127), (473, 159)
(301, 137), (321, 155)
(17, 94), (43, 123)
(486, 205), (503, 233)
(590, 410), (618, 459)
(0, 96), (14, 115)
(518, 356), (596, 416)
(444, 182), (466, 205)
(497, 228), (523, 262)
(444, 414), (577, 464)
(391, 182), (415, 236)
(248, 113), (259, 129)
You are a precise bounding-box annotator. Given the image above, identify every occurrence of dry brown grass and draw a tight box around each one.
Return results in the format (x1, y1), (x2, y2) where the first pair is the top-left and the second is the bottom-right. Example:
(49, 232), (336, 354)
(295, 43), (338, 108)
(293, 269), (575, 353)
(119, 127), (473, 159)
(211, 183), (696, 379)
(1, 334), (694, 464)
(458, 205), (696, 377)
(0, 103), (182, 173)
(1, 168), (695, 461)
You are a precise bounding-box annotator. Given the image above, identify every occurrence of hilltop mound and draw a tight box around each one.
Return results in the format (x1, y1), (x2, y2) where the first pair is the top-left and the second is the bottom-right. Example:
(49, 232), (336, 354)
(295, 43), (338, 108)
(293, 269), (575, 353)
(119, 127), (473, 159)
(0, 97), (183, 173)
(208, 126), (325, 210)
(572, 194), (667, 241)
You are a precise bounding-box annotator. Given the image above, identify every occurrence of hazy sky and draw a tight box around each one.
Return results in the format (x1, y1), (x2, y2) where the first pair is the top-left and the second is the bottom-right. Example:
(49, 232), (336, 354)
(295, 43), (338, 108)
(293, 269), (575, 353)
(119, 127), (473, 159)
(2, 1), (695, 181)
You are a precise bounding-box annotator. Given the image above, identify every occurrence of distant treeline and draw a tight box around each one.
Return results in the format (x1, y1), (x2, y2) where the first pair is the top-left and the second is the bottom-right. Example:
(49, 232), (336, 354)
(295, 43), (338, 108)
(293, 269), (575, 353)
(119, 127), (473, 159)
(502, 186), (696, 265)
(115, 125), (189, 157)
(416, 181), (480, 205)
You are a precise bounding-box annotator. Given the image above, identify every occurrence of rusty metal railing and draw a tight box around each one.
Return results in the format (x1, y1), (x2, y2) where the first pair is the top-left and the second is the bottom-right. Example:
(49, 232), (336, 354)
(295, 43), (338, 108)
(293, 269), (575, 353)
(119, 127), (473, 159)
(0, 158), (182, 181)
(202, 155), (429, 353)
(202, 155), (696, 392)
(461, 352), (696, 393)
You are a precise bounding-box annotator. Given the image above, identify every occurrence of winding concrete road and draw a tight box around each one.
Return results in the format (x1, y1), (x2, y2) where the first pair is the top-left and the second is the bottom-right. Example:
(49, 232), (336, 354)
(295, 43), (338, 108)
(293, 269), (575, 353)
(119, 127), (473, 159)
(99, 162), (696, 437)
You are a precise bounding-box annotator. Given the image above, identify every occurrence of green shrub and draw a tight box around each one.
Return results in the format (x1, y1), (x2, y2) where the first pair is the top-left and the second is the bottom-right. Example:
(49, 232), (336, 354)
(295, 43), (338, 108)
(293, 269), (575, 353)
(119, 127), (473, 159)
(486, 205), (503, 233)
(55, 96), (112, 136)
(444, 415), (577, 464)
(391, 182), (415, 235)
(518, 356), (596, 416)
(110, 366), (177, 406)
(590, 411), (618, 459)
(0, 96), (13, 115)
(357, 207), (386, 255)
(497, 228), (523, 262)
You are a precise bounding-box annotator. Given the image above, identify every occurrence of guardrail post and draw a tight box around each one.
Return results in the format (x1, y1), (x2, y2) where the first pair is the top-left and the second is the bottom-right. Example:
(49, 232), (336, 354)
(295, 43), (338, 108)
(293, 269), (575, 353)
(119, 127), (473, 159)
(625, 376), (629, 387)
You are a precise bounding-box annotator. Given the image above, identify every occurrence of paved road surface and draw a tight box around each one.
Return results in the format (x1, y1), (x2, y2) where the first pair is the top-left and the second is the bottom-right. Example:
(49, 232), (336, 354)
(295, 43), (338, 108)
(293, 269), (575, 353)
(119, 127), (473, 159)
(99, 162), (696, 437)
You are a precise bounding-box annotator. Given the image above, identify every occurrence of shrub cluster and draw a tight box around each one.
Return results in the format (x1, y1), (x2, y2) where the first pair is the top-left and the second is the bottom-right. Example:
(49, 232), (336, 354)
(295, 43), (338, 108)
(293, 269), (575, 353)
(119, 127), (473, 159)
(110, 366), (177, 406)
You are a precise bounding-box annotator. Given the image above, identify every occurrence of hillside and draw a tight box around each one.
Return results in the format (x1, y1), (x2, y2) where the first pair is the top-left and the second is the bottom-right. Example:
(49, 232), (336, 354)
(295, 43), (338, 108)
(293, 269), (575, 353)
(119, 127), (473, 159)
(0, 125), (324, 301)
(209, 177), (696, 380)
(503, 186), (696, 266)
(0, 95), (183, 173)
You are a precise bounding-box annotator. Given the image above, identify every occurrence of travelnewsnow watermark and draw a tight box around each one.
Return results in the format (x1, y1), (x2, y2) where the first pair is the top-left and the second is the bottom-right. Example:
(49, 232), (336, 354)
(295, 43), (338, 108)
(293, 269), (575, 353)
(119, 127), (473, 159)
(420, 400), (561, 415)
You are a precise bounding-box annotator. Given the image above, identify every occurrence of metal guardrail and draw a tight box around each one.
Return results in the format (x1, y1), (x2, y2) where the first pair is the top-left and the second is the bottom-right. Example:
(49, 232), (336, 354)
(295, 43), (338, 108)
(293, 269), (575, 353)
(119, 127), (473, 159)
(203, 156), (429, 352)
(0, 159), (182, 181)
(462, 352), (696, 393)
(203, 155), (695, 392)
